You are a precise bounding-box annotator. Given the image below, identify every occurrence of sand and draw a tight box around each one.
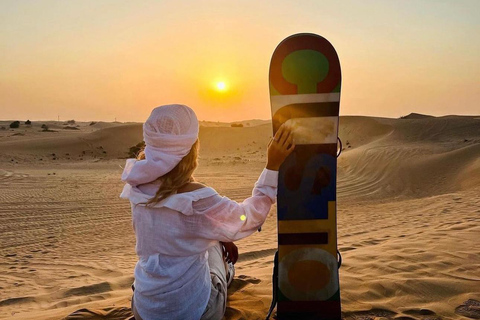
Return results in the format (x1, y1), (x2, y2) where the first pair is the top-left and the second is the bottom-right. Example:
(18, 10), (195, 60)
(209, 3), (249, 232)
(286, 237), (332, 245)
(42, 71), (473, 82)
(0, 116), (479, 319)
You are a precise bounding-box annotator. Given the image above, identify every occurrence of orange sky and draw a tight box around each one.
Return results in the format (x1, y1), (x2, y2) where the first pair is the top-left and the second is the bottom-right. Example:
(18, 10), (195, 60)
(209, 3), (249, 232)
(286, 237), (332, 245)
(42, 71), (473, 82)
(1, 0), (479, 122)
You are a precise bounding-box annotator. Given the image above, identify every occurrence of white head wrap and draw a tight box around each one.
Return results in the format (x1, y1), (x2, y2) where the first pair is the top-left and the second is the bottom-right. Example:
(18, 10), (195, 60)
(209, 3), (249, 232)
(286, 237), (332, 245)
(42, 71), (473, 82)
(121, 104), (199, 187)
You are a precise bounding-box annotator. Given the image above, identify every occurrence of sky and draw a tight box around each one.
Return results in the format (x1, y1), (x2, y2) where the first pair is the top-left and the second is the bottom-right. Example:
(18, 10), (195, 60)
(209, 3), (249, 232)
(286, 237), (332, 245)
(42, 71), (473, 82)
(0, 0), (479, 122)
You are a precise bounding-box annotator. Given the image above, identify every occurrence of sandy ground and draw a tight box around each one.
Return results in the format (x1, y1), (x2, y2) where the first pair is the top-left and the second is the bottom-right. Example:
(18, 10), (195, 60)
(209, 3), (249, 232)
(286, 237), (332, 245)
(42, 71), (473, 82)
(0, 115), (479, 319)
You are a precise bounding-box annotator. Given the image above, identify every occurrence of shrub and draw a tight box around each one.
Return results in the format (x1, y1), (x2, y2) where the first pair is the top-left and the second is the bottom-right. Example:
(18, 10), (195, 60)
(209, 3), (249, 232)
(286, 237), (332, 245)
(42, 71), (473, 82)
(231, 123), (243, 128)
(41, 124), (49, 131)
(67, 120), (75, 125)
(42, 127), (57, 132)
(128, 141), (145, 158)
(25, 120), (31, 125)
(89, 121), (97, 126)
(9, 121), (20, 128)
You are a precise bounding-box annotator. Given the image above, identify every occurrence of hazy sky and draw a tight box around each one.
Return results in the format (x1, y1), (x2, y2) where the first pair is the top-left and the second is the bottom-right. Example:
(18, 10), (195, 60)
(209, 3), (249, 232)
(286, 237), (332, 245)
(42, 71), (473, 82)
(1, 0), (479, 122)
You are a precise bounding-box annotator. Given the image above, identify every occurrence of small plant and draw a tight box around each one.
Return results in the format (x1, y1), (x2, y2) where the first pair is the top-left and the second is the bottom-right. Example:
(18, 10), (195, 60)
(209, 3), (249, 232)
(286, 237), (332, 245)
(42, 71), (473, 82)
(66, 119), (75, 125)
(231, 123), (244, 128)
(25, 120), (31, 125)
(9, 121), (20, 128)
(128, 141), (146, 158)
(41, 124), (55, 132)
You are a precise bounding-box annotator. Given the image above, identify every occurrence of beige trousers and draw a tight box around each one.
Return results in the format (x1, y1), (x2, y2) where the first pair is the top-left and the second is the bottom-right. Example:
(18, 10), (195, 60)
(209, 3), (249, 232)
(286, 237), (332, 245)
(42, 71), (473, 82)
(132, 242), (229, 320)
(201, 242), (229, 320)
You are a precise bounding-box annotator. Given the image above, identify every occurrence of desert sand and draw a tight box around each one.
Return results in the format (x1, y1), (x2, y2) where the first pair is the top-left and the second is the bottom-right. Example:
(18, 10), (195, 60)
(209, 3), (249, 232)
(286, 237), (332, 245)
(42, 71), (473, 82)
(0, 115), (479, 320)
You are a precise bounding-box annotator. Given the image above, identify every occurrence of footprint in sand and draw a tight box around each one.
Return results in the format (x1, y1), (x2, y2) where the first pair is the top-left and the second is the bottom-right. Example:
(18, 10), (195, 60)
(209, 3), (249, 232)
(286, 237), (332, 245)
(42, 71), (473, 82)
(63, 282), (112, 298)
(227, 275), (261, 295)
(403, 308), (437, 317)
(238, 248), (277, 262)
(456, 299), (480, 319)
(65, 307), (133, 319)
(339, 246), (356, 252)
(343, 308), (397, 320)
(0, 296), (36, 308)
(224, 306), (243, 319)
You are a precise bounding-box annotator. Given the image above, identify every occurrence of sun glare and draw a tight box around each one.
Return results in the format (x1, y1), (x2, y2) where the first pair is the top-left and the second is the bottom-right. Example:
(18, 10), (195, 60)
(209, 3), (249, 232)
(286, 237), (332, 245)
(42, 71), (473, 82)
(216, 81), (227, 91)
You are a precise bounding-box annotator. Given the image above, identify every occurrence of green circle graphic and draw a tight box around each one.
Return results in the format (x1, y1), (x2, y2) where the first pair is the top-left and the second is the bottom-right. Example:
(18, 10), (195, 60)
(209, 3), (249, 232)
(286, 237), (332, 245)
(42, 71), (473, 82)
(281, 50), (329, 94)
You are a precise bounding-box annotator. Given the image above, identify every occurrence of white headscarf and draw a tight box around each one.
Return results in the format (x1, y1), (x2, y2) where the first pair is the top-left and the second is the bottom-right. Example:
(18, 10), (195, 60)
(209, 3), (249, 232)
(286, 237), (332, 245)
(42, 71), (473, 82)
(121, 104), (199, 189)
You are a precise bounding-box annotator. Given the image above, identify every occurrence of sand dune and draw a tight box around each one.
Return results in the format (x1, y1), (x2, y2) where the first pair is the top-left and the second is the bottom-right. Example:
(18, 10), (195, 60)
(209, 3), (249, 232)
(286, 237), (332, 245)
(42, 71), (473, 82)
(0, 115), (479, 319)
(338, 116), (480, 199)
(0, 122), (143, 162)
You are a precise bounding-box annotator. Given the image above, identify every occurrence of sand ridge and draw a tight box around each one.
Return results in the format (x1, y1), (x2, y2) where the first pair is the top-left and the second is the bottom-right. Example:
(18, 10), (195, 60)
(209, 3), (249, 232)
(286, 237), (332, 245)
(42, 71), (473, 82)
(0, 115), (479, 319)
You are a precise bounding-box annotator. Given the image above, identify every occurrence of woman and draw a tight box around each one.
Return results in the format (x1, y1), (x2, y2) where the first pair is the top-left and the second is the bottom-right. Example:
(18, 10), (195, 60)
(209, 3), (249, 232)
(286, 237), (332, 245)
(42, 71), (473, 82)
(121, 104), (294, 320)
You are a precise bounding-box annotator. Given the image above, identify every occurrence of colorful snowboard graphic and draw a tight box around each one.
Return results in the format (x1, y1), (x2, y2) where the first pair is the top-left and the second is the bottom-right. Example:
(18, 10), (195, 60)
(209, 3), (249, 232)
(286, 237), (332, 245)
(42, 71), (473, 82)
(269, 33), (342, 319)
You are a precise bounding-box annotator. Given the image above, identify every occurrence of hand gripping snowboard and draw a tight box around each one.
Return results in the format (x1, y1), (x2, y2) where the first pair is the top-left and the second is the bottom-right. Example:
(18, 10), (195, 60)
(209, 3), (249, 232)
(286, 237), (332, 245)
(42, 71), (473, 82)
(269, 33), (342, 319)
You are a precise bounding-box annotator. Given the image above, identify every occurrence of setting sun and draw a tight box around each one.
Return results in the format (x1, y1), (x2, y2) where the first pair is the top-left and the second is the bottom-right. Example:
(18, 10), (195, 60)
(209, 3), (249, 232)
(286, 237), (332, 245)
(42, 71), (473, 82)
(216, 81), (227, 91)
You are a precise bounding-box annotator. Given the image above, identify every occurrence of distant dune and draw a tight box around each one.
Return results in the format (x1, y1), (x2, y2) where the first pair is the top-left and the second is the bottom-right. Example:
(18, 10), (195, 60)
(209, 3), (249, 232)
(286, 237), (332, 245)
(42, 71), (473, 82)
(337, 115), (480, 199)
(400, 112), (435, 119)
(1, 115), (478, 199)
(200, 119), (270, 127)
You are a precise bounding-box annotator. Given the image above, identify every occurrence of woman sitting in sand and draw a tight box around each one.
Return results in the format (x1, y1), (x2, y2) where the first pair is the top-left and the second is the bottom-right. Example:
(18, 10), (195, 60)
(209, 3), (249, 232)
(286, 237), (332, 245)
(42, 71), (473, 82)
(120, 104), (294, 320)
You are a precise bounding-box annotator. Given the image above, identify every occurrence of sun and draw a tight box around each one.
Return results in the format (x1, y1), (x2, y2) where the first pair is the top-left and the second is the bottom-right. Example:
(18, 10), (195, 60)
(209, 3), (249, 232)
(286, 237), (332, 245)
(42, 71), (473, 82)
(216, 81), (227, 91)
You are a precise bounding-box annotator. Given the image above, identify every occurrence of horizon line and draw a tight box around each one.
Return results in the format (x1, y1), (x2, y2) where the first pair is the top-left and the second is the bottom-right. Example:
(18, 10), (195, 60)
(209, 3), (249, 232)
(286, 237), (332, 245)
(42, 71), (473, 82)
(1, 112), (479, 124)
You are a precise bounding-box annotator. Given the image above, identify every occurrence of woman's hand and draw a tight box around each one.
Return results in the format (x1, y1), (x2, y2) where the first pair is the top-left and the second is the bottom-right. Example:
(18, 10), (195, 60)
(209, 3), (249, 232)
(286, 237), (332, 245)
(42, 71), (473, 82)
(221, 242), (239, 265)
(266, 124), (295, 171)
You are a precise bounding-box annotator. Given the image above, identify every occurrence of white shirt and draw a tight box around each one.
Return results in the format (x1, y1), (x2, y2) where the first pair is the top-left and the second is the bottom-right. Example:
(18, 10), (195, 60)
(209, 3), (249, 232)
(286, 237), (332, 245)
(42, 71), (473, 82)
(120, 168), (278, 320)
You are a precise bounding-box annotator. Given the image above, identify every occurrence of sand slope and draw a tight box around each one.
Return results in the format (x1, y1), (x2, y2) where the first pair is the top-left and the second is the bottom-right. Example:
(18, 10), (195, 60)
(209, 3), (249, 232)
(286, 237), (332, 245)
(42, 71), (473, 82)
(0, 122), (143, 162)
(338, 116), (480, 200)
(0, 115), (479, 319)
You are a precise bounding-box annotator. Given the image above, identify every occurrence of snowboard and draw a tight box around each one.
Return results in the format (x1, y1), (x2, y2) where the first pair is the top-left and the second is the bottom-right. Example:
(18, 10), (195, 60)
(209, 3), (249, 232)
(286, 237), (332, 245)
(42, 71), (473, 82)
(269, 33), (342, 319)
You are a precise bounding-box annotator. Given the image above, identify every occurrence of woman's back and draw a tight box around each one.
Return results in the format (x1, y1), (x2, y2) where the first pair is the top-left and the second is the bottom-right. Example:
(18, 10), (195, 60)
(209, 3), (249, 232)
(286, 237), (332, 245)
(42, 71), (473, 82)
(130, 184), (217, 320)
(132, 183), (217, 257)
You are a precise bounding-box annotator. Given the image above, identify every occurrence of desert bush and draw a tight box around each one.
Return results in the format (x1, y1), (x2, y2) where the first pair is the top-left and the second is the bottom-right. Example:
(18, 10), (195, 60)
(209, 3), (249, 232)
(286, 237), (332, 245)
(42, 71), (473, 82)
(25, 120), (31, 125)
(128, 141), (146, 158)
(66, 119), (75, 125)
(42, 127), (57, 132)
(89, 121), (97, 126)
(231, 123), (243, 128)
(9, 121), (20, 128)
(0, 126), (5, 130)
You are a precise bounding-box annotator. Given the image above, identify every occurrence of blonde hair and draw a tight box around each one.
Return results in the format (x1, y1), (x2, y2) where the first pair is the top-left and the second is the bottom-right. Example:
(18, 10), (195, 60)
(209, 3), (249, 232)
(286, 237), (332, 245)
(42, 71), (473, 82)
(136, 140), (199, 205)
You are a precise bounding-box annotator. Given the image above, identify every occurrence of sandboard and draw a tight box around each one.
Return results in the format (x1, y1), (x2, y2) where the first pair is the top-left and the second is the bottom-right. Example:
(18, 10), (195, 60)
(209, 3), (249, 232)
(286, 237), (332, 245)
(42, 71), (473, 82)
(269, 33), (342, 319)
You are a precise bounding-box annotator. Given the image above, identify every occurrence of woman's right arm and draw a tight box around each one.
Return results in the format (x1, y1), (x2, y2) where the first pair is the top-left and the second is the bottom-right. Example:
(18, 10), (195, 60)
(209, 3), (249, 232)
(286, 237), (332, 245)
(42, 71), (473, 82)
(189, 124), (295, 242)
(192, 168), (279, 242)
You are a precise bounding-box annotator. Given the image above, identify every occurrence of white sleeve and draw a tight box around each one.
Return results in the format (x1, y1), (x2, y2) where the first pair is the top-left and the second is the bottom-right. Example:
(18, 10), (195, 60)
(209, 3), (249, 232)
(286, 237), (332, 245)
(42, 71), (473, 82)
(190, 168), (278, 242)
